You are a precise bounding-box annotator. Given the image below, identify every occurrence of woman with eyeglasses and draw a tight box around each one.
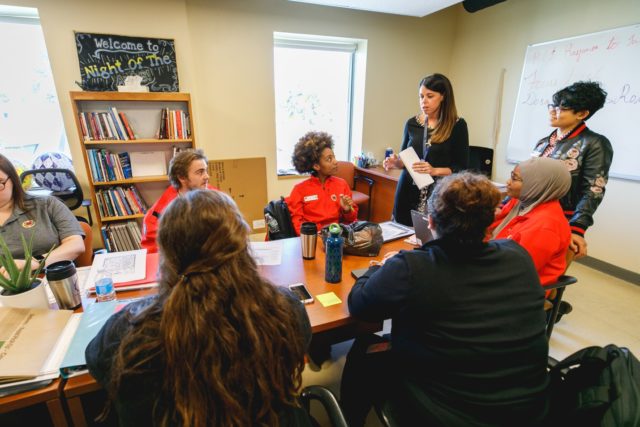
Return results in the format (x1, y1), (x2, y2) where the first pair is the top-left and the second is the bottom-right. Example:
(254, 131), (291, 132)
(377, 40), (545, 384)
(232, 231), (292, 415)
(490, 157), (571, 288)
(383, 73), (469, 226)
(86, 190), (312, 427)
(0, 154), (85, 278)
(531, 81), (613, 260)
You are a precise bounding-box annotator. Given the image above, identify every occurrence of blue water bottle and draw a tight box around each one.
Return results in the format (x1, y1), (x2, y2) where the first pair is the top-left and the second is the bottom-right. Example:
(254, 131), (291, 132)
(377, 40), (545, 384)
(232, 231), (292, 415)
(325, 223), (344, 283)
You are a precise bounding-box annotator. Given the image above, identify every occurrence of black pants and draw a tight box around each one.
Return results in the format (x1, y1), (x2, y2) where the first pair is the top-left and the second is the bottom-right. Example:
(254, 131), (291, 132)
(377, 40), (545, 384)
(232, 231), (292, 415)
(340, 334), (395, 427)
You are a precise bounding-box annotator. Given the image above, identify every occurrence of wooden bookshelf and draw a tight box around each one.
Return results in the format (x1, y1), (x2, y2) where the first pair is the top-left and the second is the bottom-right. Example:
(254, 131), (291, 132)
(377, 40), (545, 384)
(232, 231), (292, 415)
(70, 91), (197, 251)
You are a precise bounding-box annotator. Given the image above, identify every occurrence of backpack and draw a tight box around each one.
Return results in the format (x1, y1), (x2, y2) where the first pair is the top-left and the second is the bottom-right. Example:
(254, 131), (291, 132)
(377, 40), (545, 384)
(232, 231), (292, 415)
(549, 344), (640, 427)
(264, 197), (296, 240)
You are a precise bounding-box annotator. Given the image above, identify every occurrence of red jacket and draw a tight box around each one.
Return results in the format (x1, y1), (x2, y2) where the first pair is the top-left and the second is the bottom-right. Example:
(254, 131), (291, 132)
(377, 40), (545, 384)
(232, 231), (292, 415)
(490, 198), (570, 286)
(141, 185), (217, 253)
(287, 176), (358, 236)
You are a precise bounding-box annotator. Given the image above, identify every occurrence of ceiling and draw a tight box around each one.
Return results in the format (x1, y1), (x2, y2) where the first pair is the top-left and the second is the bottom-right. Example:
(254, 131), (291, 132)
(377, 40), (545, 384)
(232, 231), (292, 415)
(287, 0), (463, 17)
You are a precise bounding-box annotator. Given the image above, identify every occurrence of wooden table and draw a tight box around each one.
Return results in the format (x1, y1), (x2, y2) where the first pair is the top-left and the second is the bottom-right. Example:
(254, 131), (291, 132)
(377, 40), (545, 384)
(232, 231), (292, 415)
(0, 379), (68, 426)
(62, 237), (411, 426)
(355, 166), (401, 224)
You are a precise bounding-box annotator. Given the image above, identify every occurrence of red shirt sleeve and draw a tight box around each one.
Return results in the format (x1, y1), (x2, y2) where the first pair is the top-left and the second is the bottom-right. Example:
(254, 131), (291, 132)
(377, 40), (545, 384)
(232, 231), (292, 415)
(286, 186), (304, 236)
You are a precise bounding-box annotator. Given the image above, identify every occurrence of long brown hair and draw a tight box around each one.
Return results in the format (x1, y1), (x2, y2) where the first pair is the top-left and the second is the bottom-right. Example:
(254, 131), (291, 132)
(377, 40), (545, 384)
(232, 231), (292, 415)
(420, 73), (459, 143)
(0, 154), (27, 211)
(109, 190), (306, 426)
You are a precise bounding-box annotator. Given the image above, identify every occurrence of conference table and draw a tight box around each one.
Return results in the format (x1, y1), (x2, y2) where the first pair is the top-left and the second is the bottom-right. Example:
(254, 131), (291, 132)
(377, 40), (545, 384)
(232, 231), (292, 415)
(58, 236), (412, 426)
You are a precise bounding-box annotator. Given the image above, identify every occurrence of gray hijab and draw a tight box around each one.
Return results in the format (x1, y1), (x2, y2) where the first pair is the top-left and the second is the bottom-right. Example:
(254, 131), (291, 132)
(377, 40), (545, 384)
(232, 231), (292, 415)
(492, 157), (570, 238)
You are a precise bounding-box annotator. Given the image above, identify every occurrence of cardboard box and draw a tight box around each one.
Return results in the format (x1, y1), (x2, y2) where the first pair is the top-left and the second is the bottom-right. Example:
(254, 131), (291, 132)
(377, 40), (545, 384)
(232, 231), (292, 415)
(208, 157), (267, 233)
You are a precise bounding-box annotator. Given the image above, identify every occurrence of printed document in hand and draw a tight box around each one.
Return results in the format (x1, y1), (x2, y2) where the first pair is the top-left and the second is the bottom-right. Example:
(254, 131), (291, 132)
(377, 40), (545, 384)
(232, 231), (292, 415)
(398, 146), (434, 190)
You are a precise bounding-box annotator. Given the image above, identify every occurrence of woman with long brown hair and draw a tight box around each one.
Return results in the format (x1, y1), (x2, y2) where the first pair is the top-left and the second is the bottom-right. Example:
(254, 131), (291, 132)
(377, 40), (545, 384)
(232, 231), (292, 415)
(86, 190), (312, 426)
(0, 154), (84, 275)
(383, 73), (469, 226)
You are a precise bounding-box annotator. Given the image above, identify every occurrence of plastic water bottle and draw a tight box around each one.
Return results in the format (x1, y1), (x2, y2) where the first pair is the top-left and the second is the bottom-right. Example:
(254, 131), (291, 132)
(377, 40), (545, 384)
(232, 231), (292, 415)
(325, 223), (344, 283)
(95, 271), (116, 302)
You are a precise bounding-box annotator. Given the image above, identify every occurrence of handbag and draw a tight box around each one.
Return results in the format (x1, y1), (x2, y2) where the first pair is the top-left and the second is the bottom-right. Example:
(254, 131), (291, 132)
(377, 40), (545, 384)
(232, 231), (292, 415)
(321, 221), (384, 257)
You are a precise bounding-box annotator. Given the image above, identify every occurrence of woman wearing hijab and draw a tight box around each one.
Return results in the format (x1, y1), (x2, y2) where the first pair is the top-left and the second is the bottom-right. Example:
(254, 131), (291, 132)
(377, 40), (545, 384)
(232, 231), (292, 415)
(490, 157), (571, 287)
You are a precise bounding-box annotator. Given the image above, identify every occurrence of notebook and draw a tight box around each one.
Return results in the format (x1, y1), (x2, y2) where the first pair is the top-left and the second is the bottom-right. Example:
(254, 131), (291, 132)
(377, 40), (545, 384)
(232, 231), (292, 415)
(410, 210), (434, 246)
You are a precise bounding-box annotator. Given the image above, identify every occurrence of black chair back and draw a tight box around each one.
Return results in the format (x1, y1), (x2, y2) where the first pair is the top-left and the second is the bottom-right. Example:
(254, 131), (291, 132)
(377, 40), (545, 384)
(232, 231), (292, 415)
(468, 146), (494, 178)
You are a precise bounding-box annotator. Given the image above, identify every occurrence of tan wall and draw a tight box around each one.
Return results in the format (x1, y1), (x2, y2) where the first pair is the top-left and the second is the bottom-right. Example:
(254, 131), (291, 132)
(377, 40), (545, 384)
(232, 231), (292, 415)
(448, 0), (640, 272)
(184, 0), (457, 198)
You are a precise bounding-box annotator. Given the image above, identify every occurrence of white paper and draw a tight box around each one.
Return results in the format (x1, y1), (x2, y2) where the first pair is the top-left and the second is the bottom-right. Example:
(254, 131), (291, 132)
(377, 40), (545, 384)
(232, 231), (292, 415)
(398, 146), (435, 190)
(378, 221), (414, 242)
(130, 151), (167, 177)
(249, 241), (283, 266)
(86, 249), (147, 287)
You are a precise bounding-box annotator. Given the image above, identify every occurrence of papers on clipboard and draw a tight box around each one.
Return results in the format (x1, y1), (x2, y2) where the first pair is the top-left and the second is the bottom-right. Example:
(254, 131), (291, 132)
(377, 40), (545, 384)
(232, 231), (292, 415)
(86, 249), (156, 293)
(398, 146), (434, 190)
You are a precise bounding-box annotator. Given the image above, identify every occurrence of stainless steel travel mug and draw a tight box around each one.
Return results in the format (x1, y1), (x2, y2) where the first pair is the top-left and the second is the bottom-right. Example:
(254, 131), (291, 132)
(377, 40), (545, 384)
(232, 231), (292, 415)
(300, 222), (318, 260)
(45, 260), (82, 309)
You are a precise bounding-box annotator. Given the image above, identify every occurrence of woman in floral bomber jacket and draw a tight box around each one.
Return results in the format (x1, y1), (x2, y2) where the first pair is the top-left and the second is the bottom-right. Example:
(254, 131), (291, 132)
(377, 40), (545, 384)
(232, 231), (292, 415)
(532, 81), (613, 259)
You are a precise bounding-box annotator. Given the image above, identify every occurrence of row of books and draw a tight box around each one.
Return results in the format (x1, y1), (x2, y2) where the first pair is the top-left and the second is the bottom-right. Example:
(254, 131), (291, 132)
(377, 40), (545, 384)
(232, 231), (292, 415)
(79, 107), (135, 141)
(87, 149), (132, 182)
(96, 186), (148, 219)
(159, 108), (190, 139)
(100, 221), (142, 252)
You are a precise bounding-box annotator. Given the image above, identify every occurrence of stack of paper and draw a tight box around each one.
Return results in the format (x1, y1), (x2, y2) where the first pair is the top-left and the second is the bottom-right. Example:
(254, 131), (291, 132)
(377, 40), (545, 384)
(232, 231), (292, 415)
(0, 307), (80, 396)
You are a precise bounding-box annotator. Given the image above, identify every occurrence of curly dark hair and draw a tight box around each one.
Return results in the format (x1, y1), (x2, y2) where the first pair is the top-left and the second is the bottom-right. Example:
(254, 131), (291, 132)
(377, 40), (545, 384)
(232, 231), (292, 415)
(427, 172), (501, 244)
(553, 81), (607, 120)
(291, 131), (334, 175)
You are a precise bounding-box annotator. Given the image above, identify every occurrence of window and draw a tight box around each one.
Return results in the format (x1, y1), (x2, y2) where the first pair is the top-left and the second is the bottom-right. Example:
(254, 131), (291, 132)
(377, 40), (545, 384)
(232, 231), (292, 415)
(0, 6), (70, 169)
(273, 33), (367, 175)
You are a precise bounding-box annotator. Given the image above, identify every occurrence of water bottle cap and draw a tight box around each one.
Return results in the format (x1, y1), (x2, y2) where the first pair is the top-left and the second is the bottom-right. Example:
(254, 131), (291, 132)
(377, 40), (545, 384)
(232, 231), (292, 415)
(329, 223), (342, 236)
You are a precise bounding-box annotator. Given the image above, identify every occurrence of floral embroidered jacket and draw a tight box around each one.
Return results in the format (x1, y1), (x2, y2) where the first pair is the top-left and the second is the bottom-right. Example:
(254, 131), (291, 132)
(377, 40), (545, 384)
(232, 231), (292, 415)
(532, 126), (613, 236)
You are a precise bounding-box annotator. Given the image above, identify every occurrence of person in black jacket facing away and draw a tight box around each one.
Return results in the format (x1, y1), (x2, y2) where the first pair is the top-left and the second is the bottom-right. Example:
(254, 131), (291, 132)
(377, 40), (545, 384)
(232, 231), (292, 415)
(341, 172), (549, 427)
(86, 190), (312, 427)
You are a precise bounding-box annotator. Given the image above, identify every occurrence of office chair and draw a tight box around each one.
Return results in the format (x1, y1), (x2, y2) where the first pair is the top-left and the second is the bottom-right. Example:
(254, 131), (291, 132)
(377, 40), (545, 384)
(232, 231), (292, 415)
(300, 385), (348, 427)
(468, 146), (494, 178)
(75, 221), (94, 267)
(335, 161), (374, 220)
(544, 275), (578, 340)
(20, 168), (93, 225)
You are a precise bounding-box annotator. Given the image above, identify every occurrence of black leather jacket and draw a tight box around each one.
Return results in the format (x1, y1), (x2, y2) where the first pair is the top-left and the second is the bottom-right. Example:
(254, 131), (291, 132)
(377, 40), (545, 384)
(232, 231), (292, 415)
(532, 126), (613, 235)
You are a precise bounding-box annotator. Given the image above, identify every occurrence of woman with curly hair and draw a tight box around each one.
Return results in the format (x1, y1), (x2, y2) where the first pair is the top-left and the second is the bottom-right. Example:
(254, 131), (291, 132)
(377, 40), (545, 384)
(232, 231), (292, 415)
(286, 131), (357, 235)
(383, 73), (469, 226)
(531, 81), (613, 260)
(86, 190), (312, 427)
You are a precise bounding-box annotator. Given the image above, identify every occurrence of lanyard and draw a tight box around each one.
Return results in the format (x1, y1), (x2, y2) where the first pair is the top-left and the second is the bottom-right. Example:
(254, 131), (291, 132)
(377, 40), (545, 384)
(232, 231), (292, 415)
(422, 126), (431, 161)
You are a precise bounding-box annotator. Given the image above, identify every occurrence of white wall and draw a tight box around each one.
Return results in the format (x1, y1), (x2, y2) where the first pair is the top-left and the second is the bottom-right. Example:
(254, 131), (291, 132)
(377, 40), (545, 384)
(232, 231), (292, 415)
(448, 0), (640, 272)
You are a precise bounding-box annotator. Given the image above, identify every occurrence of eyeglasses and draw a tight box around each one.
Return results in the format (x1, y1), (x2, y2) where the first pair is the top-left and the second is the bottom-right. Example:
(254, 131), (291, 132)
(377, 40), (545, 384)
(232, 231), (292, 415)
(0, 177), (9, 191)
(510, 171), (523, 182)
(547, 104), (572, 115)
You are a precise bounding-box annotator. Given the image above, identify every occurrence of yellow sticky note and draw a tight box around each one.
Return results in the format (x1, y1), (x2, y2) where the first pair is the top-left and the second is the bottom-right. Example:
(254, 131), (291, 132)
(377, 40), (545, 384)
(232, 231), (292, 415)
(316, 292), (342, 307)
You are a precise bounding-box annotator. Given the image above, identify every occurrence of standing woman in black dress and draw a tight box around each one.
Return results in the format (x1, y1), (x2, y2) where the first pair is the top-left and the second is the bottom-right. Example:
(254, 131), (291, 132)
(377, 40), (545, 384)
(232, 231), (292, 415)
(384, 73), (469, 226)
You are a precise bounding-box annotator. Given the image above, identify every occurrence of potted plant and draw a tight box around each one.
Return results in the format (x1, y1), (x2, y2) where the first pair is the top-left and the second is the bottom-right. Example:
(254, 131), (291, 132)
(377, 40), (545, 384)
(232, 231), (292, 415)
(0, 232), (53, 309)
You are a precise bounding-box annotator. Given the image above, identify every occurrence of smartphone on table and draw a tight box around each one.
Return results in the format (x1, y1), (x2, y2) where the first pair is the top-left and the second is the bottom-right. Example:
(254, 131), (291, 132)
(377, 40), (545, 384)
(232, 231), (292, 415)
(288, 283), (314, 304)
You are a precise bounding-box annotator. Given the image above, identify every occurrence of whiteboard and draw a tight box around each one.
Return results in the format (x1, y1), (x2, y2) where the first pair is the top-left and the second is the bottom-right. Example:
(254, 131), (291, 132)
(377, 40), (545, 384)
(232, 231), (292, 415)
(507, 24), (640, 180)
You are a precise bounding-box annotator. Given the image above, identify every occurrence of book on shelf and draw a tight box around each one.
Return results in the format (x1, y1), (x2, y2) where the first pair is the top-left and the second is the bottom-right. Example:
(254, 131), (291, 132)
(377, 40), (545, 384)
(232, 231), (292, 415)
(78, 107), (136, 141)
(96, 186), (148, 219)
(157, 108), (190, 139)
(0, 307), (79, 390)
(88, 149), (136, 183)
(100, 220), (143, 252)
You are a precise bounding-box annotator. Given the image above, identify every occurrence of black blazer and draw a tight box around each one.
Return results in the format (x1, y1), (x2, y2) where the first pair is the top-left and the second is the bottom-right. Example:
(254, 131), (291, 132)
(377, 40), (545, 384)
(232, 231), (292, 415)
(392, 117), (469, 225)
